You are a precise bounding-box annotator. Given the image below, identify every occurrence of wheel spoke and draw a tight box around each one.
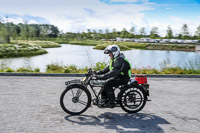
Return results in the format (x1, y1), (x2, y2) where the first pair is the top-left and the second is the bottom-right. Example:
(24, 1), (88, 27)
(71, 89), (75, 97)
(78, 100), (87, 106)
(75, 89), (83, 98)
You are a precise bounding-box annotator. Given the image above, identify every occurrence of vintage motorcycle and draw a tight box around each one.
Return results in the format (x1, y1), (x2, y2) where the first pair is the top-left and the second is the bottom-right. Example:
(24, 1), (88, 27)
(60, 68), (150, 115)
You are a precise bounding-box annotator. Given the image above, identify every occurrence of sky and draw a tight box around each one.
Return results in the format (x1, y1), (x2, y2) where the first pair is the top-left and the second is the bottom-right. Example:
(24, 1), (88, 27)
(0, 0), (200, 36)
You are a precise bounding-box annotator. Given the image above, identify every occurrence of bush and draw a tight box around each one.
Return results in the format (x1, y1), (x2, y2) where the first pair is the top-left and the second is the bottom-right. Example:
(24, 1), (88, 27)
(64, 65), (78, 73)
(93, 62), (106, 71)
(16, 68), (34, 72)
(46, 64), (64, 73)
(34, 68), (40, 72)
(5, 68), (15, 72)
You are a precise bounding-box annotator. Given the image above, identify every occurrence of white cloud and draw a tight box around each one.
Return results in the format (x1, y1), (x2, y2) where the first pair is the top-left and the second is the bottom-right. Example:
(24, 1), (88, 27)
(1, 0), (198, 36)
(43, 0), (154, 32)
(141, 0), (149, 2)
(146, 16), (200, 37)
(0, 15), (23, 24)
(110, 0), (138, 2)
(0, 0), (155, 32)
(170, 16), (199, 34)
(143, 2), (156, 5)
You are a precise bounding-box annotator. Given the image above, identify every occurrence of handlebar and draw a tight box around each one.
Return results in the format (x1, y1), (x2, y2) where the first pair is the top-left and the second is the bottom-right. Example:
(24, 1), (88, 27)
(85, 73), (93, 76)
(85, 73), (99, 80)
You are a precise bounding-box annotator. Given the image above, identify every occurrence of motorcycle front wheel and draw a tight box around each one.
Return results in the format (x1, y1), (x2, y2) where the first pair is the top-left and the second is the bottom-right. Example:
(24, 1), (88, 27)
(60, 84), (91, 115)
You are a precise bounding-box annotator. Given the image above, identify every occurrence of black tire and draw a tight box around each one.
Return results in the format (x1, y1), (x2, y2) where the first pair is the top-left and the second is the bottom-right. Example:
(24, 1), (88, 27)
(60, 84), (91, 115)
(119, 85), (147, 113)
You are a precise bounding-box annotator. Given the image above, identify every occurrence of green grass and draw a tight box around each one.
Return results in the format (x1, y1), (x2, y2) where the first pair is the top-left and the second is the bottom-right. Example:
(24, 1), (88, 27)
(93, 41), (148, 50)
(0, 63), (40, 73)
(11, 40), (61, 48)
(28, 41), (61, 48)
(94, 43), (131, 51)
(12, 39), (196, 51)
(46, 63), (88, 73)
(94, 41), (195, 51)
(0, 44), (47, 58)
(146, 44), (195, 51)
(61, 39), (195, 52)
(1, 62), (200, 74)
(67, 40), (102, 46)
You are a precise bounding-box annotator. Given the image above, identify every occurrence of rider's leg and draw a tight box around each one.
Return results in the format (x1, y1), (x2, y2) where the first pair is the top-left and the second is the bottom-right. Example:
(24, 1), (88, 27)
(104, 78), (129, 107)
(100, 87), (107, 99)
(104, 79), (119, 105)
(92, 87), (107, 105)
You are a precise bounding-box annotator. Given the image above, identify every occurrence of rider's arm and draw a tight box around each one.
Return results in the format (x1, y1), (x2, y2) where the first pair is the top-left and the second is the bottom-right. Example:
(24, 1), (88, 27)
(96, 65), (109, 75)
(101, 57), (123, 79)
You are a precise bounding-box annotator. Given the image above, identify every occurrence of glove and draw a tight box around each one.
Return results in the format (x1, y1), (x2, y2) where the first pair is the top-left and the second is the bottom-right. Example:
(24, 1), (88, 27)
(96, 75), (104, 80)
(95, 70), (101, 75)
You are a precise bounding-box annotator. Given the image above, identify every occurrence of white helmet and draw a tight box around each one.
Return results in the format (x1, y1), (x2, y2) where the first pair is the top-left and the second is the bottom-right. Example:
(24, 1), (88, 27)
(104, 45), (120, 58)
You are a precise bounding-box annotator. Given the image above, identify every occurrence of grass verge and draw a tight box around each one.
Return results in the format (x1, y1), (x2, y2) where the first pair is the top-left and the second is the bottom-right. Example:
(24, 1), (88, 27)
(0, 44), (47, 58)
(11, 40), (61, 48)
(1, 62), (200, 74)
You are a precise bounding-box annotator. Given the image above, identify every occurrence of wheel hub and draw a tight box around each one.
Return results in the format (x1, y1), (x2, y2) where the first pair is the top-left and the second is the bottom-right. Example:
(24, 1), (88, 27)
(72, 97), (79, 103)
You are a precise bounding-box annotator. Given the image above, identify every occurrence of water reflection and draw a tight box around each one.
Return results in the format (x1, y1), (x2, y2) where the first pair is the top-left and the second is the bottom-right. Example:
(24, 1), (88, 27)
(0, 44), (199, 72)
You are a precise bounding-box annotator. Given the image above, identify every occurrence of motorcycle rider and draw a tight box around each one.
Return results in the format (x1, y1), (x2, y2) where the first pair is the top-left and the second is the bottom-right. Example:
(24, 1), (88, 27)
(95, 45), (132, 107)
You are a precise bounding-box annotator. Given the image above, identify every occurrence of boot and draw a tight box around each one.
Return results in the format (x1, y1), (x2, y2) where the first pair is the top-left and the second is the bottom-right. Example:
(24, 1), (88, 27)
(103, 100), (116, 108)
(103, 92), (116, 108)
(92, 98), (107, 105)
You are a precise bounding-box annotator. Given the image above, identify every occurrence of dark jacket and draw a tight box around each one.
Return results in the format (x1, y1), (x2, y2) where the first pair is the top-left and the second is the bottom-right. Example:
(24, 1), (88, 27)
(97, 53), (131, 81)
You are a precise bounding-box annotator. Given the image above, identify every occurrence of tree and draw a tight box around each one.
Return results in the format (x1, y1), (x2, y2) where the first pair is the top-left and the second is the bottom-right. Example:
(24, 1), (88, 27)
(80, 31), (86, 39)
(165, 26), (173, 39)
(0, 21), (6, 43)
(130, 26), (135, 34)
(92, 30), (97, 40)
(120, 28), (129, 38)
(34, 24), (41, 38)
(150, 26), (159, 39)
(111, 28), (118, 39)
(195, 25), (200, 39)
(177, 34), (183, 39)
(129, 26), (135, 38)
(139, 27), (146, 38)
(181, 24), (190, 39)
(49, 25), (59, 38)
(15, 24), (21, 36)
(105, 28), (110, 40)
(87, 29), (92, 39)
(97, 29), (103, 39)
(20, 21), (30, 44)
(29, 25), (37, 39)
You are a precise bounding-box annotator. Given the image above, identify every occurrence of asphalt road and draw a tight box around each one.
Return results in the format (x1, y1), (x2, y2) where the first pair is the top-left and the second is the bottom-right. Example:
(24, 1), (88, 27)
(0, 76), (200, 133)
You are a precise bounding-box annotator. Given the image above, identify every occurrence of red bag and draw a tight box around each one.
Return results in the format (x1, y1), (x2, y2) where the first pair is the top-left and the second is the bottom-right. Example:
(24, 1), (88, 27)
(135, 75), (147, 84)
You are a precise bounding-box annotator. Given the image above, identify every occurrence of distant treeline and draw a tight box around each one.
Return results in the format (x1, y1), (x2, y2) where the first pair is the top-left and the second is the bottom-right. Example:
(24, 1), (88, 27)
(58, 24), (200, 41)
(0, 21), (200, 44)
(0, 22), (59, 43)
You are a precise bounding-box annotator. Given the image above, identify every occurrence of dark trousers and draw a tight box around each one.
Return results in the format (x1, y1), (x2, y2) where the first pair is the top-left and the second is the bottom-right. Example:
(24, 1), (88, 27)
(101, 78), (129, 103)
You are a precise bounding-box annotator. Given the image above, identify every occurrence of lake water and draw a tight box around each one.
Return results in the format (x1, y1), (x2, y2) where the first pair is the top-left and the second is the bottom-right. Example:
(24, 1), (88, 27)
(0, 44), (200, 72)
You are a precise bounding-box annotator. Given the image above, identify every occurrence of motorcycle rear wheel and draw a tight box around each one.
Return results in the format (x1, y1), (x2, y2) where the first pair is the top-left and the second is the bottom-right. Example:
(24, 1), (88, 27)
(119, 86), (147, 113)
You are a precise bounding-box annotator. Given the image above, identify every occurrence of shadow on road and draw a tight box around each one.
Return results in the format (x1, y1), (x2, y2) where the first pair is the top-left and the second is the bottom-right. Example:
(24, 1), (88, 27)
(64, 112), (170, 133)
